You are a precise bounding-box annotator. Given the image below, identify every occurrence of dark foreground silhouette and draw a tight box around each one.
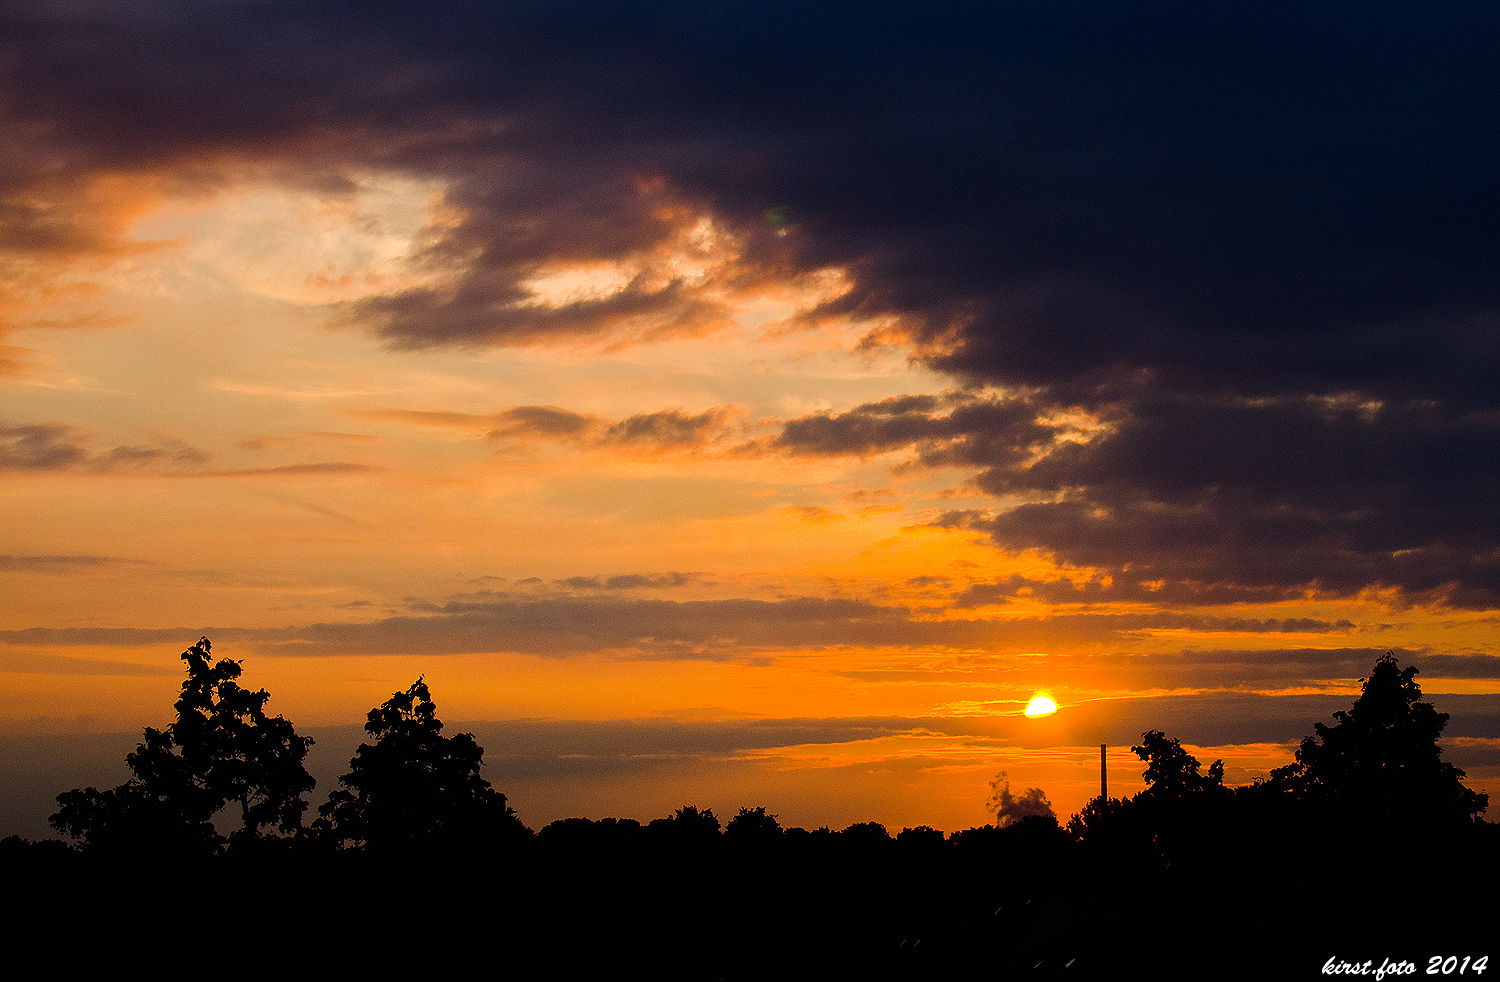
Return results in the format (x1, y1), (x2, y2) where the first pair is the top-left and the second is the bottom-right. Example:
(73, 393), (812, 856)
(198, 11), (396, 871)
(6, 643), (1494, 979)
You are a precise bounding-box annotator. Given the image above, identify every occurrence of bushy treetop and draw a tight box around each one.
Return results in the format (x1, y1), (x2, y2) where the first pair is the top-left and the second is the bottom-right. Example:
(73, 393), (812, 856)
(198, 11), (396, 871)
(51, 637), (314, 855)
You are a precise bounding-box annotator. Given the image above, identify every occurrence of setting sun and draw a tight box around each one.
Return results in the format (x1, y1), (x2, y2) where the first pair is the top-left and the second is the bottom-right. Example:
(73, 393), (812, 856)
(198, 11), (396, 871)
(1024, 695), (1059, 717)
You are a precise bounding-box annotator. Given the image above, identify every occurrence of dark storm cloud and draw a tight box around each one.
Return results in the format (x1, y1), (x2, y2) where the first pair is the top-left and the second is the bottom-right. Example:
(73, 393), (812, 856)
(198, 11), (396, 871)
(770, 395), (948, 457)
(4, 2), (1499, 602)
(768, 393), (1056, 468)
(937, 394), (1500, 607)
(10, 1), (1493, 379)
(780, 391), (1500, 606)
(353, 219), (743, 349)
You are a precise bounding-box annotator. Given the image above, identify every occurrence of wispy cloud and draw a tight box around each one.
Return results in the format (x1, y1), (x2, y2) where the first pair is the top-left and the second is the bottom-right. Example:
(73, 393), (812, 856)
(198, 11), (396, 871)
(0, 555), (151, 574)
(357, 402), (747, 453)
(0, 589), (1369, 663)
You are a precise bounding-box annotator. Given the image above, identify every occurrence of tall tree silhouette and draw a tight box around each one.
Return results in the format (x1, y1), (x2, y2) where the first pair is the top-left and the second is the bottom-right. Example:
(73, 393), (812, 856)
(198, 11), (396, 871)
(1269, 652), (1487, 824)
(1123, 729), (1229, 869)
(1132, 731), (1225, 799)
(51, 637), (314, 855)
(316, 677), (525, 853)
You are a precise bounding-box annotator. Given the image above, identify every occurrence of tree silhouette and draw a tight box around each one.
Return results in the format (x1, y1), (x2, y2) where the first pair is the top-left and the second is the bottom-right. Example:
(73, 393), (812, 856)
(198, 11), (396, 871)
(51, 637), (313, 855)
(725, 805), (782, 846)
(839, 821), (893, 845)
(1064, 795), (1130, 840)
(673, 804), (721, 830)
(1120, 730), (1230, 870)
(1131, 731), (1225, 799)
(316, 677), (524, 852)
(1268, 652), (1487, 824)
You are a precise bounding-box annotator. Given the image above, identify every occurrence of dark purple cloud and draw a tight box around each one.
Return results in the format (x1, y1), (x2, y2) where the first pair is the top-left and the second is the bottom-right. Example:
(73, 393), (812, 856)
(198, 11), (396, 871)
(768, 394), (1056, 468)
(4, 1), (1499, 603)
(772, 388), (1500, 606)
(7, 1), (1492, 382)
(938, 394), (1500, 607)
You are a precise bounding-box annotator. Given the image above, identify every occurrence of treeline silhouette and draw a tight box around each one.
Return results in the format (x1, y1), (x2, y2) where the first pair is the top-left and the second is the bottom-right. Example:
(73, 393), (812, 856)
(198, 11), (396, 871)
(5, 641), (1494, 978)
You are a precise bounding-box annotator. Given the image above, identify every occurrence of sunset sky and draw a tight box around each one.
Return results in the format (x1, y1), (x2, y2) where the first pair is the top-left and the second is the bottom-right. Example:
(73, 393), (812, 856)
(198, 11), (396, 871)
(3, 1), (1498, 838)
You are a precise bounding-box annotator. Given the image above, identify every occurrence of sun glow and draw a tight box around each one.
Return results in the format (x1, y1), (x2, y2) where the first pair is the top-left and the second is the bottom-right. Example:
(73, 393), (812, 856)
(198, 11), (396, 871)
(1024, 695), (1058, 717)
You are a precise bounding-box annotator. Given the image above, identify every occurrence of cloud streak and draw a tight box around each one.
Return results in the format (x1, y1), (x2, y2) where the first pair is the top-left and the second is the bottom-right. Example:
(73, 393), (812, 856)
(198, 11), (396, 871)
(359, 401), (746, 453)
(0, 588), (1371, 663)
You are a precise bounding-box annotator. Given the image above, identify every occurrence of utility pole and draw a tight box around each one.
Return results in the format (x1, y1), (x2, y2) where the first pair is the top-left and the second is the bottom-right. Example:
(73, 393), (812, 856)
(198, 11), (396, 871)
(1100, 744), (1108, 801)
